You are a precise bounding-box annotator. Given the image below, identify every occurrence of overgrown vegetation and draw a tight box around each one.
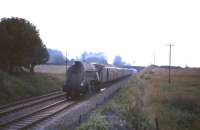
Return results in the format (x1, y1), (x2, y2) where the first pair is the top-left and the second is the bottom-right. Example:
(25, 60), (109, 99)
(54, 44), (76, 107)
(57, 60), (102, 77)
(77, 113), (111, 130)
(75, 66), (200, 130)
(139, 66), (200, 130)
(75, 76), (153, 130)
(0, 69), (65, 105)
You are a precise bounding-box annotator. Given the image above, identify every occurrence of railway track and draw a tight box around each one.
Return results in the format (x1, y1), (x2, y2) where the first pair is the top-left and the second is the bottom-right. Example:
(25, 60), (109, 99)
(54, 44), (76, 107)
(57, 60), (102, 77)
(0, 76), (131, 130)
(0, 90), (75, 130)
(0, 90), (63, 110)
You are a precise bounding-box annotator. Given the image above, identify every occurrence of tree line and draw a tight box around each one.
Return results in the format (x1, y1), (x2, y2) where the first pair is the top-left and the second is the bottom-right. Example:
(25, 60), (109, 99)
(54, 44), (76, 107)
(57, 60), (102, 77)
(0, 17), (130, 73)
(0, 17), (49, 73)
(80, 51), (129, 67)
(46, 49), (130, 67)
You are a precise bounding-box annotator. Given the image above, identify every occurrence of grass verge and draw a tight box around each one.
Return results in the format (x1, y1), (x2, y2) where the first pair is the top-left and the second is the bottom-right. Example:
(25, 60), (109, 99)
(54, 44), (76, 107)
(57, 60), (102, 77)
(139, 66), (200, 130)
(75, 76), (153, 130)
(75, 66), (200, 130)
(0, 70), (65, 105)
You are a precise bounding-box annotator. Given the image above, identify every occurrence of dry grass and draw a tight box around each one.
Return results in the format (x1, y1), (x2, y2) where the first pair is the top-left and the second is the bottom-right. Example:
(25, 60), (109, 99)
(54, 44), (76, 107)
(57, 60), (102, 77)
(75, 77), (153, 130)
(35, 65), (66, 82)
(51, 65), (200, 130)
(35, 65), (66, 74)
(141, 66), (200, 130)
(0, 65), (66, 105)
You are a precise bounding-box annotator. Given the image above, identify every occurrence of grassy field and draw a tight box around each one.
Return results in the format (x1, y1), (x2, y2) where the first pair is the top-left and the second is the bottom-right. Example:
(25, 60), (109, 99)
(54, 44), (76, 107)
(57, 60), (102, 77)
(0, 65), (66, 105)
(75, 66), (200, 130)
(140, 66), (200, 130)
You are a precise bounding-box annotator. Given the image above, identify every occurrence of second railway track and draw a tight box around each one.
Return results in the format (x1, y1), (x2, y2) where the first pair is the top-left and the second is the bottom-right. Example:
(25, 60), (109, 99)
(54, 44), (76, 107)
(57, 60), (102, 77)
(0, 76), (132, 130)
(0, 90), (75, 130)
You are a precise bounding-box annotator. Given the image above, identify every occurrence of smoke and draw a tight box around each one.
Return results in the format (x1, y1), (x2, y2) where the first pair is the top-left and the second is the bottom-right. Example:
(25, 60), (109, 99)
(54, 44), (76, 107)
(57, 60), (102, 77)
(113, 55), (130, 67)
(80, 52), (108, 64)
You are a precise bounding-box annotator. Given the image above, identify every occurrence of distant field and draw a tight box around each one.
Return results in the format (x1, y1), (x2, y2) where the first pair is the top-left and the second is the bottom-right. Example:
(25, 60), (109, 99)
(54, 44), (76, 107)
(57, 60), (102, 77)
(35, 65), (66, 74)
(35, 65), (66, 82)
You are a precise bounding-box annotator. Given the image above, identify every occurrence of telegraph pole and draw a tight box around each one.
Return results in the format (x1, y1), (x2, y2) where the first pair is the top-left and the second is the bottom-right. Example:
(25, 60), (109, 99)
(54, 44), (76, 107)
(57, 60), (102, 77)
(65, 51), (68, 82)
(153, 52), (156, 65)
(167, 44), (175, 84)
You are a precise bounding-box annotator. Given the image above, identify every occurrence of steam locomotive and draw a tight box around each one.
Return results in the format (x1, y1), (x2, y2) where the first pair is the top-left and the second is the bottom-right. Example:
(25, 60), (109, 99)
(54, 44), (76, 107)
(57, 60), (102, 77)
(63, 61), (132, 98)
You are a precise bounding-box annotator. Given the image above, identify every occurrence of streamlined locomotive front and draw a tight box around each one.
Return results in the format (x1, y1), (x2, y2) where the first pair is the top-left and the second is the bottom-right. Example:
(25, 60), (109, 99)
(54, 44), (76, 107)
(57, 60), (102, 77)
(63, 61), (99, 98)
(63, 61), (86, 97)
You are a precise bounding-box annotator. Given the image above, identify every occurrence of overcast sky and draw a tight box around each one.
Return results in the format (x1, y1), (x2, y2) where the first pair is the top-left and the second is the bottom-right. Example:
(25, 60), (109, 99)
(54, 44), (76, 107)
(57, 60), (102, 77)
(1, 0), (200, 67)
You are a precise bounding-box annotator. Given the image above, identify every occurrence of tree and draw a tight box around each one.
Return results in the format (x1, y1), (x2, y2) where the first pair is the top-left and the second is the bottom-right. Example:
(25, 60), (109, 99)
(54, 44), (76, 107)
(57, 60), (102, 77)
(81, 51), (87, 62)
(47, 49), (65, 65)
(0, 17), (49, 73)
(113, 55), (125, 67)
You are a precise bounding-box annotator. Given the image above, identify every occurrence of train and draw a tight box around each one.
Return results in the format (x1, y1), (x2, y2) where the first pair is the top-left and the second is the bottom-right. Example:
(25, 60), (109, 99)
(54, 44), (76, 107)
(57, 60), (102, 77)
(63, 61), (132, 98)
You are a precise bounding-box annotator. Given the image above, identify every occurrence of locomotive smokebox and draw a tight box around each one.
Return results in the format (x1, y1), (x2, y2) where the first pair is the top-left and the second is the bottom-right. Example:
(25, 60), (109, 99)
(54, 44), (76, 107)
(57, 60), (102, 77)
(63, 61), (100, 98)
(63, 61), (85, 93)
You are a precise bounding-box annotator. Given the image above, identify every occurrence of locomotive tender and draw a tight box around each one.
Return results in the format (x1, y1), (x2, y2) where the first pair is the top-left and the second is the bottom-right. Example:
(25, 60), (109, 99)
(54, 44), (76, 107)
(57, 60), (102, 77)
(63, 61), (132, 98)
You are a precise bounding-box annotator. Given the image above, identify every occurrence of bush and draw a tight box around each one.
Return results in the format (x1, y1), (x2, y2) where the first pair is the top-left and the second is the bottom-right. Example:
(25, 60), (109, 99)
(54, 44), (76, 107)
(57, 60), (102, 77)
(76, 114), (111, 130)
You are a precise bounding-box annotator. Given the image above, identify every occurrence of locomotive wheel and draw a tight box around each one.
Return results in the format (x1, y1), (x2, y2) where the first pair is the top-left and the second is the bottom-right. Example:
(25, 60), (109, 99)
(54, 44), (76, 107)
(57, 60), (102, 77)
(95, 86), (101, 92)
(87, 82), (94, 95)
(66, 91), (72, 99)
(91, 81), (100, 92)
(71, 91), (80, 100)
(88, 84), (92, 94)
(70, 92), (76, 99)
(65, 92), (69, 98)
(66, 91), (78, 100)
(94, 81), (101, 92)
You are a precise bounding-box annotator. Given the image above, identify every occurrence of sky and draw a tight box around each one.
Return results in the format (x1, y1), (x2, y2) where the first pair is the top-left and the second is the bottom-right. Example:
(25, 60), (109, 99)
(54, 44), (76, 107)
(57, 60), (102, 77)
(1, 0), (200, 67)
